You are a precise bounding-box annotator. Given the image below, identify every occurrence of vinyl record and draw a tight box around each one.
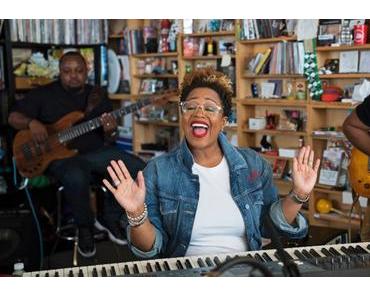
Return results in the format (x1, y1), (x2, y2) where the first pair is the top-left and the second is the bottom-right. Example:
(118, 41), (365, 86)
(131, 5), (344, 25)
(107, 49), (121, 94)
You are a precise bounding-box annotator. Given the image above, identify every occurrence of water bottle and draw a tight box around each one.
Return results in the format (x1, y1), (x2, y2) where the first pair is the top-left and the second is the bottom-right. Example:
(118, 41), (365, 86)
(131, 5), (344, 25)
(12, 261), (25, 277)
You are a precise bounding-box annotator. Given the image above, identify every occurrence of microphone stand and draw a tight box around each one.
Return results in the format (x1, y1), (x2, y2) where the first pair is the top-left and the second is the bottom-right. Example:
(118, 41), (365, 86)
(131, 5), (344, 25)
(265, 215), (300, 277)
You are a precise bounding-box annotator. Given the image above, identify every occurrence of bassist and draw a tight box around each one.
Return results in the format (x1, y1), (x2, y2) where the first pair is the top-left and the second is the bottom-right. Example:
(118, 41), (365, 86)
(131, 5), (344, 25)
(8, 51), (146, 258)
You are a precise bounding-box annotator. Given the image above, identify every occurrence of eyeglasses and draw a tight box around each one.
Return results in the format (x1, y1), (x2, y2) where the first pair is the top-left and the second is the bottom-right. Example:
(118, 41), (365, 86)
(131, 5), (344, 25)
(179, 101), (223, 116)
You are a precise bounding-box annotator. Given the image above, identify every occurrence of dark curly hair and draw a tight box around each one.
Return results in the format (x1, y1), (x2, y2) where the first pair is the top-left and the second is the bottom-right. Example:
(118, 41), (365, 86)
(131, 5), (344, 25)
(179, 68), (233, 118)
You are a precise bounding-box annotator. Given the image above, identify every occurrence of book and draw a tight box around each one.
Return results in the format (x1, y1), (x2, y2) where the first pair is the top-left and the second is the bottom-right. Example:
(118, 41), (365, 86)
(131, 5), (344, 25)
(319, 148), (344, 186)
(359, 51), (370, 73)
(339, 51), (359, 73)
(255, 48), (271, 74)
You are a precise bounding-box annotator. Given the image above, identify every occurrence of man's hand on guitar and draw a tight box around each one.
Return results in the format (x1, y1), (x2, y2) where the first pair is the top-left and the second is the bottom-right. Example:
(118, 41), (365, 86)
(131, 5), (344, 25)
(103, 160), (146, 217)
(29, 119), (48, 143)
(100, 113), (117, 136)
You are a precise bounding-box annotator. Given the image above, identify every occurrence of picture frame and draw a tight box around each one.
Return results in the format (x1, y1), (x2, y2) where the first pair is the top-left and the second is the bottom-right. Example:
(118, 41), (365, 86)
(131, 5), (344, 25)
(272, 159), (287, 179)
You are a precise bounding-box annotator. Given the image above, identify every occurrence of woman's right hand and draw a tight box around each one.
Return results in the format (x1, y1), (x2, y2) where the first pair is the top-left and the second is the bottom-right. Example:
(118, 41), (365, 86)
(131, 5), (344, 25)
(103, 160), (146, 216)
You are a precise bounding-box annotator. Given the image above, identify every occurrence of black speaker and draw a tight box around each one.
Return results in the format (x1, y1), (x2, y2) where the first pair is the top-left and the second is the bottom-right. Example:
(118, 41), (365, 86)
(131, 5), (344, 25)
(0, 209), (39, 274)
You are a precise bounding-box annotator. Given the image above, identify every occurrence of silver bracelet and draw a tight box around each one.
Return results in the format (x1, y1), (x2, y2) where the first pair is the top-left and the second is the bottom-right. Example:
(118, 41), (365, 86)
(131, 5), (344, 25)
(127, 203), (148, 226)
(288, 189), (310, 204)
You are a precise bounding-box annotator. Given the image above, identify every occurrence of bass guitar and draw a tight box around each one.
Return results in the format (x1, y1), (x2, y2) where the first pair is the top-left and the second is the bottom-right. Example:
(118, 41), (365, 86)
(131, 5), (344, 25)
(13, 90), (177, 178)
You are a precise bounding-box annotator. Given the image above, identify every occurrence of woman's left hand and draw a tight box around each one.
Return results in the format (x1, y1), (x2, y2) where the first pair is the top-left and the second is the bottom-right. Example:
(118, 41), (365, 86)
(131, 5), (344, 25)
(292, 145), (321, 197)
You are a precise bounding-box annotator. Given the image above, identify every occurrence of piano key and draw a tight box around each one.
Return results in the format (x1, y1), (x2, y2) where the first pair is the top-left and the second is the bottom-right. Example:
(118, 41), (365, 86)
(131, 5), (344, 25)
(68, 270), (74, 277)
(155, 261), (163, 272)
(197, 257), (206, 268)
(348, 246), (358, 255)
(294, 250), (307, 261)
(146, 262), (153, 273)
(261, 252), (273, 262)
(110, 266), (117, 276)
(101, 267), (108, 277)
(78, 269), (84, 277)
(329, 247), (342, 256)
(92, 267), (98, 277)
(213, 256), (222, 266)
(123, 265), (130, 275)
(355, 245), (369, 254)
(253, 253), (265, 262)
(163, 260), (171, 271)
(176, 260), (184, 270)
(185, 259), (193, 269)
(205, 257), (214, 267)
(340, 247), (352, 256)
(367, 244), (370, 250)
(321, 248), (333, 257)
(54, 271), (60, 277)
(301, 249), (314, 259)
(309, 248), (322, 258)
(44, 272), (49, 277)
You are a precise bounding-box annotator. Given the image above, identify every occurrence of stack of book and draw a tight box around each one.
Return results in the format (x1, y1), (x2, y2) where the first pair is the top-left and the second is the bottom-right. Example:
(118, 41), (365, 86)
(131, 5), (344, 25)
(247, 42), (305, 75)
(9, 19), (108, 45)
(240, 19), (286, 40)
(124, 29), (144, 55)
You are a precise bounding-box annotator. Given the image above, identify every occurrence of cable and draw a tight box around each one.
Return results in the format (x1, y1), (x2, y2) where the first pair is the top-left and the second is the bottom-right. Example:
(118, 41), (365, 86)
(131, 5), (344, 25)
(206, 256), (273, 277)
(12, 158), (44, 270)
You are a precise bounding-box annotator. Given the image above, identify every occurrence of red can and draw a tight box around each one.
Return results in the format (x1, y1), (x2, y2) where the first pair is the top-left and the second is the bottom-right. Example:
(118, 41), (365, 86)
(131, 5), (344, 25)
(354, 24), (368, 45)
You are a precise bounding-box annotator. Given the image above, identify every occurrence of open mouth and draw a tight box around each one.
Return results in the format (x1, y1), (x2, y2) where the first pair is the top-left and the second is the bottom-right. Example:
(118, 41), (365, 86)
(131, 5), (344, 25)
(191, 121), (209, 138)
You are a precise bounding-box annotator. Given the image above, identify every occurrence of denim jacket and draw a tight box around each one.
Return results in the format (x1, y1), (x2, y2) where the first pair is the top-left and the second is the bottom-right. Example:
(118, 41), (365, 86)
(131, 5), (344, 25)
(127, 133), (308, 258)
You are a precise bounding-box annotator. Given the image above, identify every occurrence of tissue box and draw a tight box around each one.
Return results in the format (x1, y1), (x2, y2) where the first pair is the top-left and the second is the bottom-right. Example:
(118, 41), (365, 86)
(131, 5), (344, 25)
(248, 117), (266, 130)
(278, 148), (298, 158)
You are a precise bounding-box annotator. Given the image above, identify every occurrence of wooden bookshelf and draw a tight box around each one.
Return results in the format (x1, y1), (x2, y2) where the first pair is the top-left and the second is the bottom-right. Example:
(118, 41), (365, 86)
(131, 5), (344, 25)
(242, 74), (303, 79)
(317, 44), (370, 52)
(133, 74), (178, 79)
(243, 129), (307, 136)
(310, 101), (358, 110)
(239, 36), (297, 44)
(132, 52), (178, 58)
(182, 55), (236, 60)
(184, 31), (235, 38)
(239, 98), (307, 107)
(319, 73), (370, 79)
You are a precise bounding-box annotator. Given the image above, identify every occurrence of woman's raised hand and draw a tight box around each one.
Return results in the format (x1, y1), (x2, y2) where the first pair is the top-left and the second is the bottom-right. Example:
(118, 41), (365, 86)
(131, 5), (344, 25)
(103, 160), (146, 215)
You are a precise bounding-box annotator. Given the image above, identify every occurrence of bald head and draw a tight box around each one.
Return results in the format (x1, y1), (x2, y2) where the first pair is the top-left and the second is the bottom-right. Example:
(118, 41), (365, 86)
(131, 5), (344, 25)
(59, 52), (88, 92)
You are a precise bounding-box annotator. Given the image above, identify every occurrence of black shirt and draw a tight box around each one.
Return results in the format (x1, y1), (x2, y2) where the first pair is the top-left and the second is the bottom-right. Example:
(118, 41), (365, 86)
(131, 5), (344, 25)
(12, 80), (113, 154)
(356, 94), (370, 127)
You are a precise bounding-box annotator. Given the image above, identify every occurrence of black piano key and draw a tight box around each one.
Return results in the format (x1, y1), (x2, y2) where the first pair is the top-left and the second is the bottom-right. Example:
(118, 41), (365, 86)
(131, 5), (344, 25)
(133, 264), (140, 274)
(163, 261), (171, 271)
(197, 258), (206, 268)
(205, 257), (214, 267)
(309, 249), (322, 258)
(110, 266), (116, 276)
(68, 270), (74, 277)
(213, 256), (222, 266)
(92, 268), (98, 277)
(35, 274), (39, 277)
(355, 245), (369, 254)
(294, 250), (307, 261)
(78, 269), (84, 277)
(367, 244), (370, 250)
(185, 259), (193, 269)
(340, 247), (352, 256)
(225, 255), (232, 261)
(155, 262), (162, 272)
(302, 249), (313, 259)
(54, 271), (59, 277)
(321, 248), (332, 257)
(348, 246), (357, 255)
(253, 253), (265, 262)
(44, 272), (49, 277)
(274, 251), (293, 261)
(123, 265), (130, 275)
(101, 267), (108, 277)
(246, 254), (254, 259)
(176, 260), (184, 270)
(329, 247), (341, 256)
(146, 263), (153, 273)
(262, 252), (273, 262)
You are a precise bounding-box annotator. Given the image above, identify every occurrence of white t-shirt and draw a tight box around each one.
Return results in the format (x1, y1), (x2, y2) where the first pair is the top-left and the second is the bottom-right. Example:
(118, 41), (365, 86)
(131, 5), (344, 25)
(185, 157), (248, 256)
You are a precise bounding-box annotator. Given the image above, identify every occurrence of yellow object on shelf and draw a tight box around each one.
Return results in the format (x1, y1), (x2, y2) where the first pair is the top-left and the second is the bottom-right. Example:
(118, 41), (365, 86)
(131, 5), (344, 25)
(316, 198), (333, 214)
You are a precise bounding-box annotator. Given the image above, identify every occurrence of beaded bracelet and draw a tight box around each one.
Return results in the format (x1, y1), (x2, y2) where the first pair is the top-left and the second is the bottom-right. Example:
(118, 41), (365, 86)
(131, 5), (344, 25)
(288, 190), (310, 204)
(127, 203), (148, 227)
